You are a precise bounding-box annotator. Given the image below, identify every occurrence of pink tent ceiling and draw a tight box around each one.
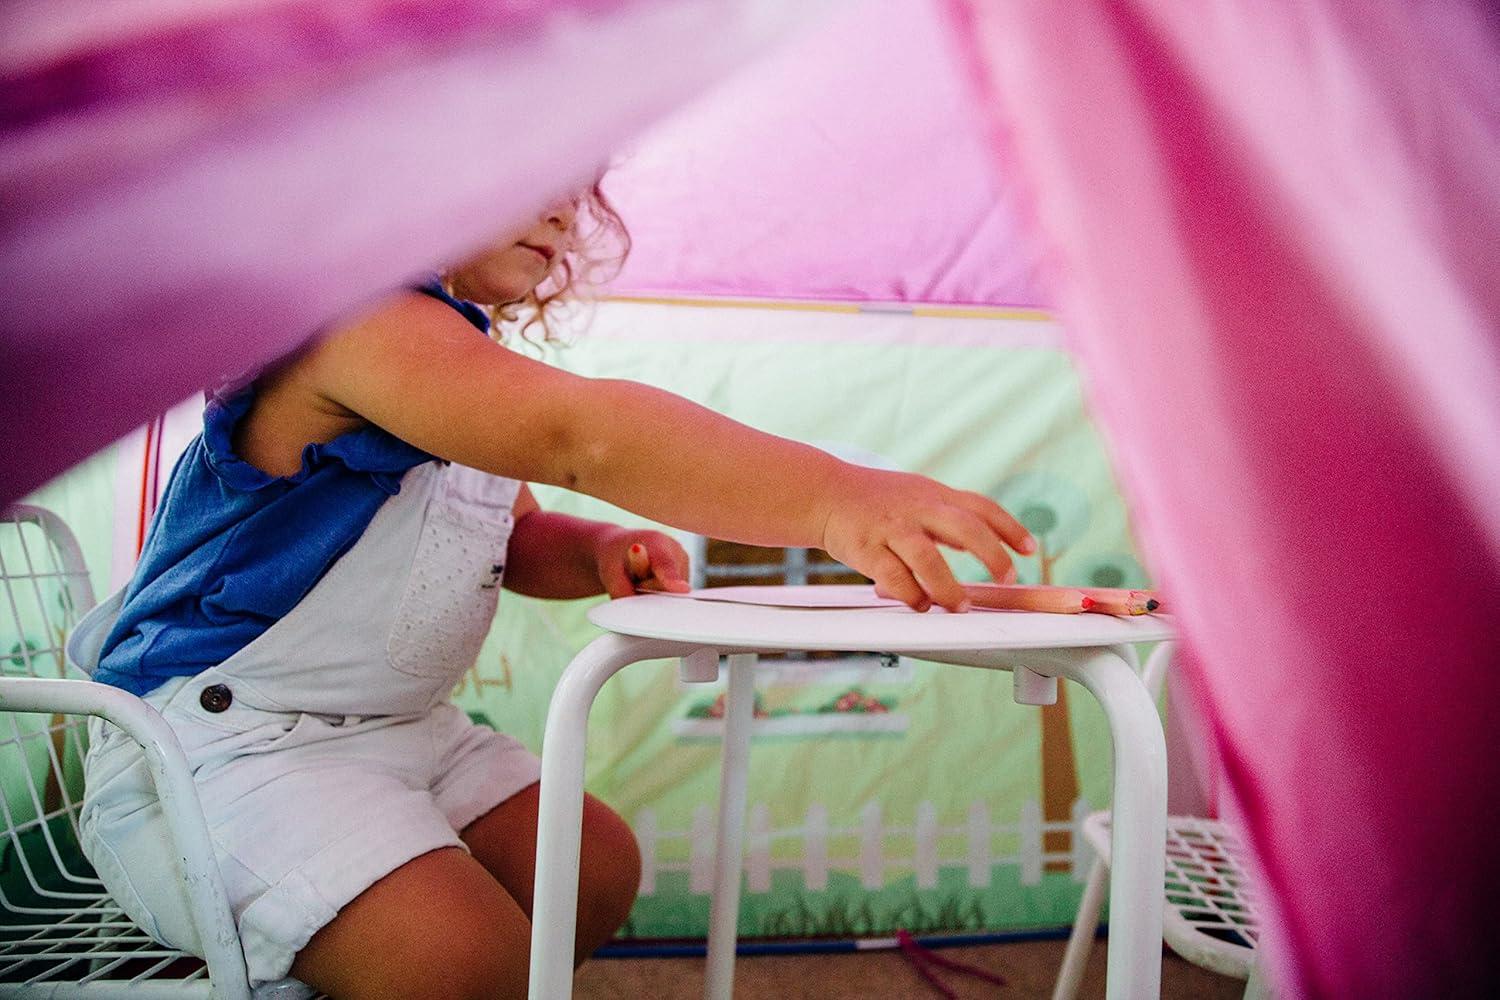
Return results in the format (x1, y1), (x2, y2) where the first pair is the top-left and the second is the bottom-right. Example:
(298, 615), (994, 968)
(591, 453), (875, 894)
(4, 1), (1497, 996)
(600, 0), (1047, 307)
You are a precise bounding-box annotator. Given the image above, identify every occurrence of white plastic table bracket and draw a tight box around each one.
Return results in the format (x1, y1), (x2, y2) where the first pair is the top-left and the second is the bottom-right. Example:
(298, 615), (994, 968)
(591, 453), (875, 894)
(680, 647), (721, 683)
(1012, 664), (1059, 705)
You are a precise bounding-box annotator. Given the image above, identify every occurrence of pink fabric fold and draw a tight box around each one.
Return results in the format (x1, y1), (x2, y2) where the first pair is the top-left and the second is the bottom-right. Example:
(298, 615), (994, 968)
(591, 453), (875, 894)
(951, 1), (1500, 995)
(3, 2), (635, 132)
(1, 0), (805, 502)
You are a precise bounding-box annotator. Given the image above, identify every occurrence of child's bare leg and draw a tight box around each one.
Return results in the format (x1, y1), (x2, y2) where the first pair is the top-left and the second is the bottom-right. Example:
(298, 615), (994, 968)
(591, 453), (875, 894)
(289, 847), (530, 1000)
(460, 783), (641, 964)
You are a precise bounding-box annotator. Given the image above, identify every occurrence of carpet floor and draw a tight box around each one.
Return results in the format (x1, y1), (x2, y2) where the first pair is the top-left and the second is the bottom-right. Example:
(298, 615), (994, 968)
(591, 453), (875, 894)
(574, 938), (1243, 998)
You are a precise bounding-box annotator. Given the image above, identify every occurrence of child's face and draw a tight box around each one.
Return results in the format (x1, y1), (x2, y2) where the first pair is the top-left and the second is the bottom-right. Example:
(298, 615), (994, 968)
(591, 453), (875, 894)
(448, 196), (579, 305)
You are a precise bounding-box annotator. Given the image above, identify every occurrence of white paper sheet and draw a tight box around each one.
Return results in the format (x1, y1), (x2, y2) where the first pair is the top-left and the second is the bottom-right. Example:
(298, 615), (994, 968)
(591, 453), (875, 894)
(641, 585), (903, 608)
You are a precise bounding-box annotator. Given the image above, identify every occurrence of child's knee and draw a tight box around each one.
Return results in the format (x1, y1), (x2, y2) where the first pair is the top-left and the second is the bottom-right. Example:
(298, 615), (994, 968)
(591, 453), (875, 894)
(579, 804), (641, 926)
(347, 915), (531, 1000)
(428, 926), (531, 1000)
(292, 849), (532, 1000)
(586, 845), (641, 924)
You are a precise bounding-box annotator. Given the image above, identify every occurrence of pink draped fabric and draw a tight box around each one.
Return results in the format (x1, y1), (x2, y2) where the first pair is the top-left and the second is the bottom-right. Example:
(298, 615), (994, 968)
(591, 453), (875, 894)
(7, 3), (1499, 993)
(603, 0), (1046, 307)
(0, 0), (805, 502)
(951, 2), (1500, 996)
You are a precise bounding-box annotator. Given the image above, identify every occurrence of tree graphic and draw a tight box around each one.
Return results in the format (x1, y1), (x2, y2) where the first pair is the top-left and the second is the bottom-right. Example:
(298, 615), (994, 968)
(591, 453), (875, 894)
(996, 472), (1091, 873)
(1076, 552), (1148, 592)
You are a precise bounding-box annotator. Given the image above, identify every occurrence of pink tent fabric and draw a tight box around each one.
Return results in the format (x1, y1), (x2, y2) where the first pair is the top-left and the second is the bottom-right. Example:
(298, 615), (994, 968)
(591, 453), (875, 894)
(950, 1), (1500, 996)
(5, 1), (1498, 996)
(0, 0), (804, 502)
(602, 0), (1046, 307)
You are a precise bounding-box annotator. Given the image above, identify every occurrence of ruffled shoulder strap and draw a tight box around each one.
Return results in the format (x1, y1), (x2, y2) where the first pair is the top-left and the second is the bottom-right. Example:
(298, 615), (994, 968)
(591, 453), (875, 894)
(202, 384), (431, 493)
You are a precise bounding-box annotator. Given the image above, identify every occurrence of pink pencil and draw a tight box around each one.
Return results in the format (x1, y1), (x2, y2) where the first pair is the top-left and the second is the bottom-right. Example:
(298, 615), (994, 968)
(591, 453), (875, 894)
(962, 584), (1093, 614)
(969, 583), (1162, 616)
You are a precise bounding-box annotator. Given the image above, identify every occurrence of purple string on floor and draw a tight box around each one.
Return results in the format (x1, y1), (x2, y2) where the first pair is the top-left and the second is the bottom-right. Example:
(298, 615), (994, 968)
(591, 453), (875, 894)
(896, 928), (1009, 995)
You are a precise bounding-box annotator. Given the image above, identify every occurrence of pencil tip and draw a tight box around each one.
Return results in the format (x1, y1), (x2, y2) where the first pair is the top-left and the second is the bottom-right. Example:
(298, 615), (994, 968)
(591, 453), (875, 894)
(1081, 596), (1095, 609)
(1146, 599), (1160, 611)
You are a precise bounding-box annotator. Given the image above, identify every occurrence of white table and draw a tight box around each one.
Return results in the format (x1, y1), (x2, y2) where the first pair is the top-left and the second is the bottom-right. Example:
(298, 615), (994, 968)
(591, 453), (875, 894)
(527, 592), (1174, 1000)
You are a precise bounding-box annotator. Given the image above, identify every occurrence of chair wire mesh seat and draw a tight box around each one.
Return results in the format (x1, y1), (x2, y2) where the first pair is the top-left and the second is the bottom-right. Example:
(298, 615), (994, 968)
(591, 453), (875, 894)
(1083, 813), (1262, 977)
(0, 504), (263, 999)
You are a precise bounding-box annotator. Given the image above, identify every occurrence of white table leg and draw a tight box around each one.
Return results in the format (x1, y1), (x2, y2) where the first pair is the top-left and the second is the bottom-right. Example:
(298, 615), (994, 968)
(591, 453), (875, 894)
(1052, 855), (1109, 1000)
(706, 653), (757, 999)
(529, 633), (692, 1000)
(1046, 647), (1168, 1000)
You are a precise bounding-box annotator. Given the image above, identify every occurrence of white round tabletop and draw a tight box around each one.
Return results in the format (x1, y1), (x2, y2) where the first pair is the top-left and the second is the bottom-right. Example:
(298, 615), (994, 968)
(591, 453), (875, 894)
(589, 588), (1175, 653)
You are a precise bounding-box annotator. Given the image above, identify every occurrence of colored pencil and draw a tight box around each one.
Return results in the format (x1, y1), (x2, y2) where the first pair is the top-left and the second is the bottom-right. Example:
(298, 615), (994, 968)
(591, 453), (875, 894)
(1077, 588), (1155, 616)
(1078, 587), (1164, 615)
(961, 584), (1093, 614)
(965, 584), (1164, 616)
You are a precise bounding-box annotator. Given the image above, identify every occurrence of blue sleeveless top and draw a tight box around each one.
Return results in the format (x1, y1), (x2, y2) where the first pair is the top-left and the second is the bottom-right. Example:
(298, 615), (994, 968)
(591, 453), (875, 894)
(94, 282), (489, 695)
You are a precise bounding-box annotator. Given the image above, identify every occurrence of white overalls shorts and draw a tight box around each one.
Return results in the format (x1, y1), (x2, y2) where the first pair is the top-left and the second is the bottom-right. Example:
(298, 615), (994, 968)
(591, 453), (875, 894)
(68, 462), (541, 986)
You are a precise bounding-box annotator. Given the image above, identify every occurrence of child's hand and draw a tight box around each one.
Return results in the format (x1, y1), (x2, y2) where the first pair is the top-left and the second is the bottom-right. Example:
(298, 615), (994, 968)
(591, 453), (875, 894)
(820, 466), (1035, 613)
(595, 528), (691, 599)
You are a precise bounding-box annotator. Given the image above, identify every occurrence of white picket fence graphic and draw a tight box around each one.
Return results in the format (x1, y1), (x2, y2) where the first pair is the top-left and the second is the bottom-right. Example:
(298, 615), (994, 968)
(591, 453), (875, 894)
(634, 798), (1094, 897)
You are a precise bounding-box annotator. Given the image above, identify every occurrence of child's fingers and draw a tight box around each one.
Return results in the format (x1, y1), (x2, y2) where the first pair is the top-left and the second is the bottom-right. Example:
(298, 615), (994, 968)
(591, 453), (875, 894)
(644, 537), (692, 593)
(888, 532), (969, 613)
(600, 556), (638, 599)
(627, 543), (651, 582)
(954, 490), (1036, 555)
(920, 506), (1016, 587)
(628, 538), (692, 593)
(652, 572), (692, 593)
(866, 547), (932, 613)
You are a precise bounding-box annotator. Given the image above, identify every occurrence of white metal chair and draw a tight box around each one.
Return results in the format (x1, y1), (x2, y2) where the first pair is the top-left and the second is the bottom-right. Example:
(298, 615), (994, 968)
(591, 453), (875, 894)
(1052, 641), (1271, 999)
(0, 503), (259, 999)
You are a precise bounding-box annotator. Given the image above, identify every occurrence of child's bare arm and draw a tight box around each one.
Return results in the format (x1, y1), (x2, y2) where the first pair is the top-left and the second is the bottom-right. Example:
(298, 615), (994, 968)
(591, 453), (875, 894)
(305, 293), (1033, 611)
(502, 485), (689, 599)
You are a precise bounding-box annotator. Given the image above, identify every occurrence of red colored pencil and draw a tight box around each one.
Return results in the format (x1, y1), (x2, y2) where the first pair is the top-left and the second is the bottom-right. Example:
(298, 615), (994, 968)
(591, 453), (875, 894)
(1076, 588), (1157, 616)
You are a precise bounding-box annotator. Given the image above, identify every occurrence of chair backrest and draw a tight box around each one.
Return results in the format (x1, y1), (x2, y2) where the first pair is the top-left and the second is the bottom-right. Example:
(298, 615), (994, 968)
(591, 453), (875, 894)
(0, 503), (103, 916)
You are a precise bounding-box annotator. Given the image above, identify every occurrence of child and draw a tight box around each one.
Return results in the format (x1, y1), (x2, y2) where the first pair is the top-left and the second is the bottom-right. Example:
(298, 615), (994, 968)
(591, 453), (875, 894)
(70, 186), (1034, 999)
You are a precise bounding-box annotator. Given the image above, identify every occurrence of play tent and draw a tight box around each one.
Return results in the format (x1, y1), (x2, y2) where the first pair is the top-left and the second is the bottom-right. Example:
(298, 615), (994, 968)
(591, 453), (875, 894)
(3, 1), (1497, 996)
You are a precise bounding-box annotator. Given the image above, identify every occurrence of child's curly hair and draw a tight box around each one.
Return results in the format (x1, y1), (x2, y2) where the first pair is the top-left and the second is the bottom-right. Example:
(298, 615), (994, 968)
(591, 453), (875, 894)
(449, 181), (630, 347)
